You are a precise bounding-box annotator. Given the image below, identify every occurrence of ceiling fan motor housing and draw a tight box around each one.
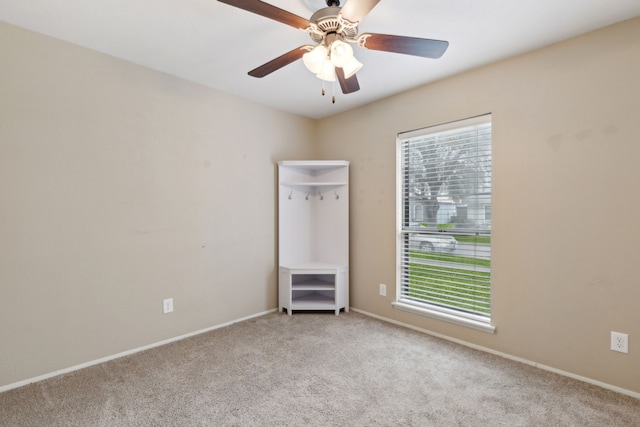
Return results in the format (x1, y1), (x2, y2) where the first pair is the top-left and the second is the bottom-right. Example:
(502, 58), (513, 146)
(309, 6), (359, 43)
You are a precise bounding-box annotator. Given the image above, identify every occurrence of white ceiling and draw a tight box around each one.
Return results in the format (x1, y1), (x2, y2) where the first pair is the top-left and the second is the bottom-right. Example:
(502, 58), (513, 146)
(2, 0), (640, 119)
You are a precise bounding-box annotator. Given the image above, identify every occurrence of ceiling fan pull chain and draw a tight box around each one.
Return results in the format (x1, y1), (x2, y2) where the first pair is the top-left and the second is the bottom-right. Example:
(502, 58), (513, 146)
(332, 78), (336, 104)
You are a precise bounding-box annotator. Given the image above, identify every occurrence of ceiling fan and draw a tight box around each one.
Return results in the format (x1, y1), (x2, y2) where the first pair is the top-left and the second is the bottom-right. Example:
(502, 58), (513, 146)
(217, 0), (449, 101)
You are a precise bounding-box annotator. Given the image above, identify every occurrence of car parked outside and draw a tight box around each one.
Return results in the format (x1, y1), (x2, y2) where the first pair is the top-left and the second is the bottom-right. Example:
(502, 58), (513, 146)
(409, 233), (457, 253)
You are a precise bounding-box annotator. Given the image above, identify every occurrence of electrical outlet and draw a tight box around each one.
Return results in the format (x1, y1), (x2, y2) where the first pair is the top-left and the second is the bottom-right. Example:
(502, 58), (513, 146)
(379, 284), (387, 297)
(163, 298), (174, 314)
(611, 331), (628, 353)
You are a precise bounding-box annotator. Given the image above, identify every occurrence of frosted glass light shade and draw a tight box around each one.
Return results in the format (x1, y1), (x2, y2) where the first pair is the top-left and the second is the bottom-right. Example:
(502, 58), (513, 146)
(342, 56), (363, 78)
(330, 40), (353, 68)
(316, 59), (336, 82)
(303, 45), (328, 74)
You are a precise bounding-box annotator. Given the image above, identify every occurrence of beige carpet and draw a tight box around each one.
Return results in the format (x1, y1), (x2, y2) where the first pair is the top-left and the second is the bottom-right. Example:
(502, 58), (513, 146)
(1, 311), (639, 426)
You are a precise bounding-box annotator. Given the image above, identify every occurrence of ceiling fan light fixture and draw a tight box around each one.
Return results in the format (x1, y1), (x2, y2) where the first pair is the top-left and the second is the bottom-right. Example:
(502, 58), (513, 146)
(219, 0), (450, 98)
(302, 44), (328, 74)
(316, 58), (336, 82)
(329, 40), (353, 67)
(342, 56), (363, 78)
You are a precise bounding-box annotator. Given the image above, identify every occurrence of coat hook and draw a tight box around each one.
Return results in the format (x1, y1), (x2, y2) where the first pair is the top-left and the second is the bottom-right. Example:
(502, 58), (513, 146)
(305, 192), (310, 200)
(288, 190), (293, 200)
(319, 192), (324, 200)
(335, 191), (339, 200)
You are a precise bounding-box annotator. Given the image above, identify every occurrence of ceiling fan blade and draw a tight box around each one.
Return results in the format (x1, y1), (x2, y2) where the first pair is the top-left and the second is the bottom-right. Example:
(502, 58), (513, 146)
(336, 68), (360, 94)
(339, 0), (381, 23)
(359, 33), (449, 59)
(218, 0), (311, 30)
(248, 46), (311, 78)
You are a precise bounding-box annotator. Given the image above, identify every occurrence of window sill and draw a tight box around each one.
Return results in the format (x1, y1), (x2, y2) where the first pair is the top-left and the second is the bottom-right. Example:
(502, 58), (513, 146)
(392, 301), (496, 334)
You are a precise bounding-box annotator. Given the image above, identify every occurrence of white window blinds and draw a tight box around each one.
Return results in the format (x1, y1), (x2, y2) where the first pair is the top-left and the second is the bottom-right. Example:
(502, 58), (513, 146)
(397, 114), (492, 325)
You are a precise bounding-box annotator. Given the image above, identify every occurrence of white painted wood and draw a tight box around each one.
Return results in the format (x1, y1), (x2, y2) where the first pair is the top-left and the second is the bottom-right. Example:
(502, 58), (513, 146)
(279, 266), (349, 316)
(278, 161), (349, 315)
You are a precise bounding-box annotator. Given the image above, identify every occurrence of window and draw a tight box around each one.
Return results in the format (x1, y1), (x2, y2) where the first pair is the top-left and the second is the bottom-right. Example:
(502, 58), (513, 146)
(485, 205), (492, 221)
(394, 115), (494, 333)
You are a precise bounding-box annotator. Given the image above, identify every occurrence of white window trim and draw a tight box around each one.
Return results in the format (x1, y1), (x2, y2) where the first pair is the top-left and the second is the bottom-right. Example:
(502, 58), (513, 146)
(392, 301), (496, 334)
(395, 114), (495, 334)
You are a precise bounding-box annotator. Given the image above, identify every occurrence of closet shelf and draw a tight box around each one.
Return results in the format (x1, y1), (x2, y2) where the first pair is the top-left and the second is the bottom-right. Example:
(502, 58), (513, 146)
(291, 280), (335, 291)
(291, 293), (336, 310)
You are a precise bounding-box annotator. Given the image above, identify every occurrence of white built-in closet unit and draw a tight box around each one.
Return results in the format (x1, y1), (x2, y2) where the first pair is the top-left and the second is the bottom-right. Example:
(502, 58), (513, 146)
(277, 161), (349, 315)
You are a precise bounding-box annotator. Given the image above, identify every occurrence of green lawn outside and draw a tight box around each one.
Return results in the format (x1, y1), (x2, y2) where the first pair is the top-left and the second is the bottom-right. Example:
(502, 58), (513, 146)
(419, 223), (491, 245)
(405, 251), (491, 316)
(409, 250), (490, 268)
(455, 235), (491, 244)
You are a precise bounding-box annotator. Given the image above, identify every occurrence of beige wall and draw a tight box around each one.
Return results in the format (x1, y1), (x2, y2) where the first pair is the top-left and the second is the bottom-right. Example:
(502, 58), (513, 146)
(0, 22), (316, 388)
(2, 15), (639, 396)
(317, 17), (640, 394)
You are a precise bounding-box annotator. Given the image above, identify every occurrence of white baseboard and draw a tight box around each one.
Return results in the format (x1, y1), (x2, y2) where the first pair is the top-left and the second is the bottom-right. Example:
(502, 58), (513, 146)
(351, 308), (640, 400)
(0, 309), (277, 394)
